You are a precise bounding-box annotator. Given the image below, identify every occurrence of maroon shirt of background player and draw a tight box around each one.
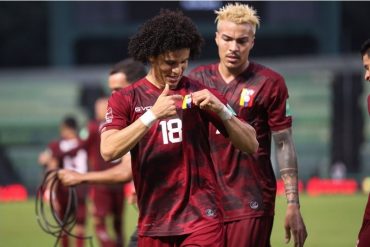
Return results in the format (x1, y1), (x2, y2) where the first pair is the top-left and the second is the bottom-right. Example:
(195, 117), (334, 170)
(84, 120), (124, 212)
(364, 95), (370, 220)
(189, 62), (292, 221)
(47, 139), (88, 223)
(85, 120), (120, 171)
(102, 76), (231, 237)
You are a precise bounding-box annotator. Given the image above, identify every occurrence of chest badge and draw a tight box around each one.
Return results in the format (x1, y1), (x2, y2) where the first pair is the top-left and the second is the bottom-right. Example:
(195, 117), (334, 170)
(239, 88), (255, 107)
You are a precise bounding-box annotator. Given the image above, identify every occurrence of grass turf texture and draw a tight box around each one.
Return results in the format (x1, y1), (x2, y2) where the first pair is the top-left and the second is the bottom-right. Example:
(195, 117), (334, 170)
(0, 194), (367, 247)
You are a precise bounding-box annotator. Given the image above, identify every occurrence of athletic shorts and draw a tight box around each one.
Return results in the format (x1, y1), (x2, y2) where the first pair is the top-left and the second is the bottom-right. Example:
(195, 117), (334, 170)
(56, 184), (87, 225)
(91, 184), (124, 218)
(138, 223), (224, 247)
(357, 218), (370, 247)
(224, 216), (273, 247)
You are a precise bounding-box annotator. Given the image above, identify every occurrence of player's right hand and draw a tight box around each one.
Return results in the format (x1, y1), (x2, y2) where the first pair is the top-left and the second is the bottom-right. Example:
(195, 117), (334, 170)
(58, 169), (83, 186)
(151, 84), (183, 119)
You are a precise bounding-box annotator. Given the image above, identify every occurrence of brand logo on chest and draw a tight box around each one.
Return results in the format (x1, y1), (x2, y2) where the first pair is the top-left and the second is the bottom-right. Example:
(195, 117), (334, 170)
(135, 106), (152, 113)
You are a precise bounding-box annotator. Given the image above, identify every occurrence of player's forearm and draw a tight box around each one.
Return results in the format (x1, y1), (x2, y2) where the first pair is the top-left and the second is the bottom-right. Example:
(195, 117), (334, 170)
(83, 165), (131, 184)
(273, 128), (300, 205)
(223, 116), (258, 154)
(100, 119), (150, 161)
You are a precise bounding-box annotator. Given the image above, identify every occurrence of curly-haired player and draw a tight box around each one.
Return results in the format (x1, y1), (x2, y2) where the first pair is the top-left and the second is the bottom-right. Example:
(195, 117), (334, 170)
(100, 9), (258, 247)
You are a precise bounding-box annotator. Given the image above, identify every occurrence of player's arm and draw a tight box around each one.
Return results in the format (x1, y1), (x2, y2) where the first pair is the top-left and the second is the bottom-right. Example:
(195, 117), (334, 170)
(101, 84), (183, 161)
(272, 127), (307, 247)
(192, 89), (258, 154)
(219, 112), (258, 154)
(58, 155), (132, 186)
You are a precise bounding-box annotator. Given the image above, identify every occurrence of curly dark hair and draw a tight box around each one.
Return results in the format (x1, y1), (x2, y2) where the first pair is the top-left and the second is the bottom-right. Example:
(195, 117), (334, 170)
(128, 9), (204, 63)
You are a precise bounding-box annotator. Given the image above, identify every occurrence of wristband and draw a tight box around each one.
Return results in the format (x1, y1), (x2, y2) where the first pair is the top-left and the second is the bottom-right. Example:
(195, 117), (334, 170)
(140, 110), (157, 127)
(218, 104), (233, 121)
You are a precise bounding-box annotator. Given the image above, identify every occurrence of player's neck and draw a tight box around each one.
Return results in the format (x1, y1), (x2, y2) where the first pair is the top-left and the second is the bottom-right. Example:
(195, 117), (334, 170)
(218, 61), (250, 84)
(146, 74), (164, 89)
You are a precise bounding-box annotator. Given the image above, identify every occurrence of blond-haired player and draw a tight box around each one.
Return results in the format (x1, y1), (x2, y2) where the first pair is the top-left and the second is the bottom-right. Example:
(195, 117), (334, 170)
(189, 3), (307, 247)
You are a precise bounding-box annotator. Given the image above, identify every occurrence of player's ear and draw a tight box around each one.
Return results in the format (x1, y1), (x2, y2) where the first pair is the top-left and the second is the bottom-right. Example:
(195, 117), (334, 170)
(215, 32), (220, 46)
(250, 36), (255, 49)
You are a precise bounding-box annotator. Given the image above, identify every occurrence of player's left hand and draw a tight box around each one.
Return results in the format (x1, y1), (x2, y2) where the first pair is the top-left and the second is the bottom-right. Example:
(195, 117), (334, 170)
(191, 89), (223, 113)
(58, 169), (83, 186)
(284, 204), (307, 247)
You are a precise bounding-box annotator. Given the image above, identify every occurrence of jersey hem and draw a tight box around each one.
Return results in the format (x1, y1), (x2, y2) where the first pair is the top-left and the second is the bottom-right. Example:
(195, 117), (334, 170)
(137, 220), (222, 237)
(270, 122), (292, 132)
(223, 211), (274, 223)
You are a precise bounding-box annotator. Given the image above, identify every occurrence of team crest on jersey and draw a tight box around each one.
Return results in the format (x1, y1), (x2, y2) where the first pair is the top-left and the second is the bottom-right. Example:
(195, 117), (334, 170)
(205, 208), (217, 217)
(239, 88), (255, 107)
(182, 94), (192, 109)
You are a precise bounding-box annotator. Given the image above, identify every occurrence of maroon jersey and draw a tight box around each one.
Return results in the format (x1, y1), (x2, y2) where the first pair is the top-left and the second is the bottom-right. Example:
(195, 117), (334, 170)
(102, 77), (229, 237)
(365, 96), (370, 219)
(364, 194), (370, 220)
(83, 120), (120, 171)
(48, 138), (88, 173)
(189, 62), (292, 221)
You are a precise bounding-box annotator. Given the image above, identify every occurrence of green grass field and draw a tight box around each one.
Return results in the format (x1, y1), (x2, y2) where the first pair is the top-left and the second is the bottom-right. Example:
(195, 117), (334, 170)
(0, 194), (367, 247)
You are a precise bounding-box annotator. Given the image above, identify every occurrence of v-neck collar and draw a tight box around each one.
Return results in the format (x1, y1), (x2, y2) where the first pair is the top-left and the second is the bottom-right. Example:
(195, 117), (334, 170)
(215, 62), (254, 88)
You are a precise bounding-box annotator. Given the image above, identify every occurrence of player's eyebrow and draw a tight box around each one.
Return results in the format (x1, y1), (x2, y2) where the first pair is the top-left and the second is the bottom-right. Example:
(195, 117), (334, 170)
(221, 33), (249, 41)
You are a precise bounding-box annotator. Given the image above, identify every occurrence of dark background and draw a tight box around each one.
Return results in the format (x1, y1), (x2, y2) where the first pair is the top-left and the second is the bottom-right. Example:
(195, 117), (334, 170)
(0, 1), (369, 68)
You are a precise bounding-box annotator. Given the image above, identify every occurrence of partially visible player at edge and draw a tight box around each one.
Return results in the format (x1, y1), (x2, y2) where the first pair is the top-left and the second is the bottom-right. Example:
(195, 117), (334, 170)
(100, 9), (258, 247)
(58, 58), (146, 247)
(189, 3), (307, 247)
(356, 38), (370, 247)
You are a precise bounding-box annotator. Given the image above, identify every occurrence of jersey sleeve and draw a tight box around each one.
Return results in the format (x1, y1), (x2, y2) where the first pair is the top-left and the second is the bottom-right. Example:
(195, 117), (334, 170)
(101, 91), (131, 132)
(267, 75), (292, 131)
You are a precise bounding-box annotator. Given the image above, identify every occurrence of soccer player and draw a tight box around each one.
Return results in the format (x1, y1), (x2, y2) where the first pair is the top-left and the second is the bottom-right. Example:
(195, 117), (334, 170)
(356, 38), (370, 247)
(189, 3), (307, 247)
(39, 116), (88, 247)
(100, 9), (258, 247)
(58, 58), (146, 247)
(82, 97), (126, 247)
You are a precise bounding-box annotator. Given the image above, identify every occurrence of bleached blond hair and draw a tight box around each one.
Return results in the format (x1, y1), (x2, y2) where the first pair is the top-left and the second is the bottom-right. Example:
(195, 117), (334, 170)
(215, 3), (260, 34)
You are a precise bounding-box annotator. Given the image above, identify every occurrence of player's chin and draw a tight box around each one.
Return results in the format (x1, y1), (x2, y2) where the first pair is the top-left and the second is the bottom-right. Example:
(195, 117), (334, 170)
(225, 62), (240, 69)
(166, 79), (180, 89)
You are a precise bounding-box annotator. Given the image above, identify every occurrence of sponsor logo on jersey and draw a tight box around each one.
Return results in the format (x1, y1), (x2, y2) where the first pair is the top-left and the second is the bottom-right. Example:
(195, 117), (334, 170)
(105, 107), (113, 123)
(205, 208), (217, 217)
(134, 105), (152, 113)
(249, 201), (259, 210)
(239, 88), (255, 107)
(182, 94), (192, 109)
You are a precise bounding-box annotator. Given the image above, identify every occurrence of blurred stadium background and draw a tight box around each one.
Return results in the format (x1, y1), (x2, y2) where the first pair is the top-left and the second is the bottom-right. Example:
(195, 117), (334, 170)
(0, 1), (370, 247)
